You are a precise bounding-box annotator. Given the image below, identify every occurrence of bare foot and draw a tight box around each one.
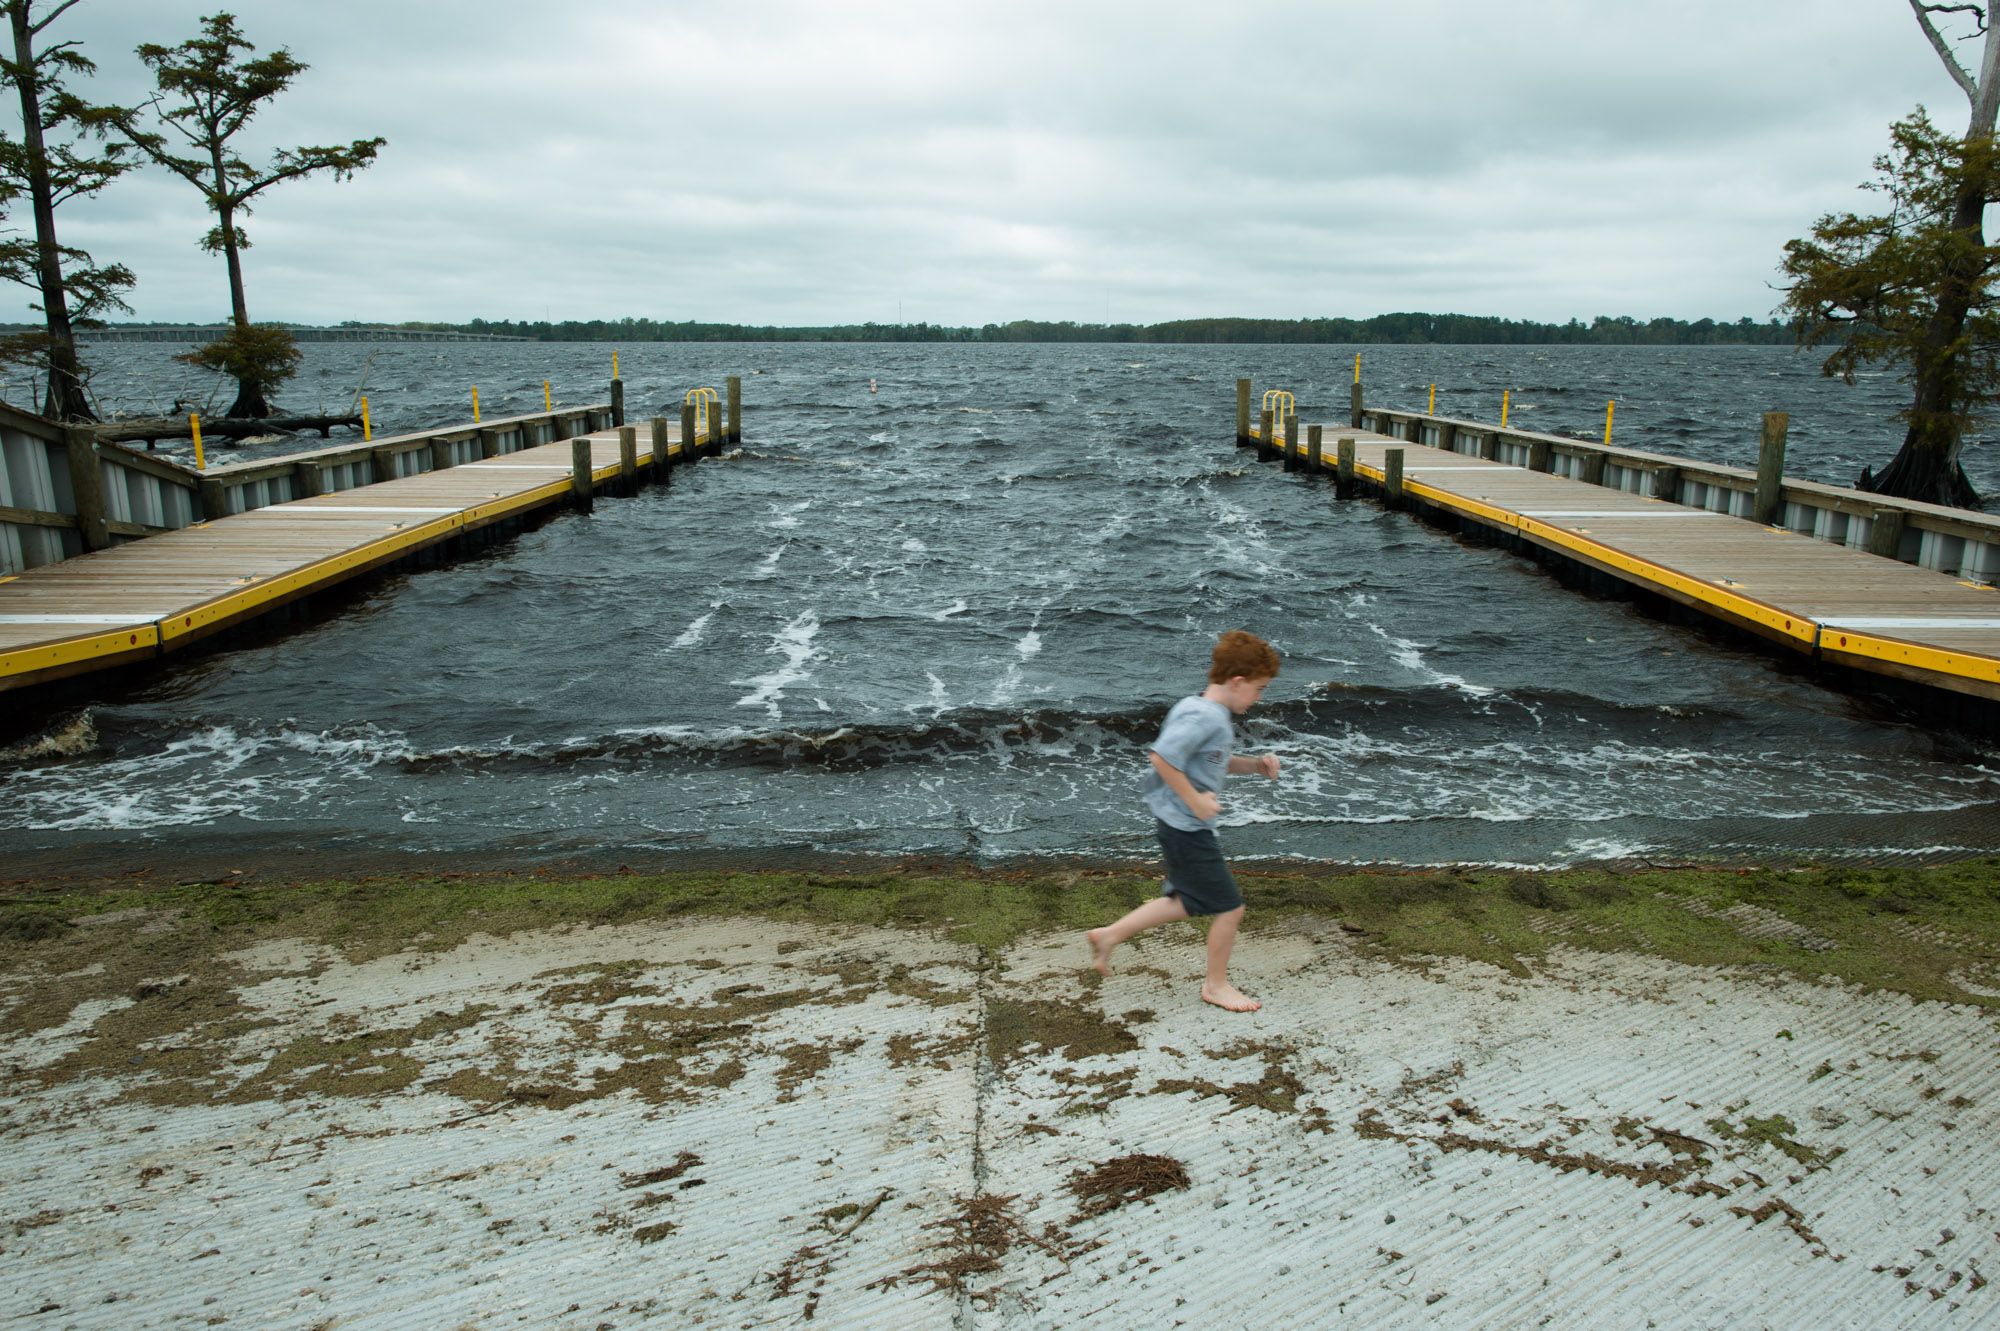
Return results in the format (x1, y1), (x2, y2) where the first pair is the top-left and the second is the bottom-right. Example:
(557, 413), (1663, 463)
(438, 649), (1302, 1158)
(1087, 928), (1116, 977)
(1201, 983), (1260, 1012)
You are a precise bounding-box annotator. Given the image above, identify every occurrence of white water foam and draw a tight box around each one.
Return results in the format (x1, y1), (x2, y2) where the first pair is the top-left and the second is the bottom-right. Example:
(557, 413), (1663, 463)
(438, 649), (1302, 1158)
(924, 671), (949, 713)
(768, 498), (814, 530)
(1363, 621), (1495, 698)
(670, 612), (713, 650)
(733, 610), (822, 719)
(3, 723), (411, 831)
(1198, 483), (1279, 577)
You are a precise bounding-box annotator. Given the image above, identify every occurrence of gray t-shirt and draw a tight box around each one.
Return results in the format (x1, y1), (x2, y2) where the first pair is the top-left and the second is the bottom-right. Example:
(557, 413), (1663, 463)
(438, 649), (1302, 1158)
(1142, 696), (1233, 831)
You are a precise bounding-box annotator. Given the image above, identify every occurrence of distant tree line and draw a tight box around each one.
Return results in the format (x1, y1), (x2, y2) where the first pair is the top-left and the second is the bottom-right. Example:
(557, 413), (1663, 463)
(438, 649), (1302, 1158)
(369, 312), (1797, 345)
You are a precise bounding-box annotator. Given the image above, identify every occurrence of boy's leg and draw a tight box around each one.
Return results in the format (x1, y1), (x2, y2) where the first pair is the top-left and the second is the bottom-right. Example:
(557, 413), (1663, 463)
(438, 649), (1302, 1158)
(1200, 906), (1260, 1012)
(1088, 894), (1189, 976)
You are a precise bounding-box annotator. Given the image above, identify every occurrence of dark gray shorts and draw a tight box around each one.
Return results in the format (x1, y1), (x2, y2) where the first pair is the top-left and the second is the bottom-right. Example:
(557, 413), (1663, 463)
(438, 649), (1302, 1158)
(1155, 819), (1243, 917)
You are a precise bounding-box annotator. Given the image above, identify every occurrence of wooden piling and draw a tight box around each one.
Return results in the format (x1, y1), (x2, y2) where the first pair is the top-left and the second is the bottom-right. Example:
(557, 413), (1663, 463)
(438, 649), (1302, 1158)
(619, 425), (638, 493)
(430, 437), (455, 472)
(1869, 509), (1907, 560)
(682, 402), (698, 461)
(651, 416), (672, 482)
(1384, 447), (1405, 506)
(1260, 408), (1274, 461)
(1479, 431), (1499, 462)
(1436, 421), (1458, 456)
(1527, 437), (1552, 473)
(728, 376), (742, 444)
(1236, 379), (1251, 448)
(1577, 449), (1606, 487)
(571, 437), (593, 512)
(1336, 437), (1355, 499)
(1349, 381), (1363, 429)
(611, 378), (625, 428)
(63, 430), (109, 552)
(1283, 413), (1298, 471)
(1651, 465), (1681, 504)
(294, 461), (324, 499)
(198, 476), (228, 522)
(551, 413), (571, 444)
(1754, 411), (1788, 526)
(371, 447), (397, 485)
(478, 428), (501, 460)
(1307, 423), (1323, 473)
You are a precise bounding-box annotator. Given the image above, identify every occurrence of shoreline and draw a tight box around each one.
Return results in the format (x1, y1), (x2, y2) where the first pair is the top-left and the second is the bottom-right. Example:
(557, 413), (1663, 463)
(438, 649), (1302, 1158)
(7, 858), (1998, 1011)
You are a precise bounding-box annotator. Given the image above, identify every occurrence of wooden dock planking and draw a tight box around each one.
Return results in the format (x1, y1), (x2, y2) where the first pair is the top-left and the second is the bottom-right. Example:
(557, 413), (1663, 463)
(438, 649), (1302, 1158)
(0, 426), (697, 690)
(1262, 426), (2000, 700)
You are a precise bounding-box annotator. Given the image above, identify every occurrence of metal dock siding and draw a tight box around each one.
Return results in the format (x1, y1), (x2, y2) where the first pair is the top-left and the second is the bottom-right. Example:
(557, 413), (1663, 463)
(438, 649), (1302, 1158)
(1255, 421), (2000, 702)
(0, 421), (713, 691)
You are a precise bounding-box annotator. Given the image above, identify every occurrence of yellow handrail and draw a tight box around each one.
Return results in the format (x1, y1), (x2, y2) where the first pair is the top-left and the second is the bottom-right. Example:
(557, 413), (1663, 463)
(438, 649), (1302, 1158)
(685, 386), (720, 437)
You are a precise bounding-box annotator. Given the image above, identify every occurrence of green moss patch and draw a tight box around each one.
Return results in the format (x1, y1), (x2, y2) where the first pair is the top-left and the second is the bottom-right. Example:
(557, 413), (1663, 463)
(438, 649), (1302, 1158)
(4, 859), (1999, 1110)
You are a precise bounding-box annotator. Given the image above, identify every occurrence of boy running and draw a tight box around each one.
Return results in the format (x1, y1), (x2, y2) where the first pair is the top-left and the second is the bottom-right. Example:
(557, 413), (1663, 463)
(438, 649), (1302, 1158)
(1089, 630), (1281, 1012)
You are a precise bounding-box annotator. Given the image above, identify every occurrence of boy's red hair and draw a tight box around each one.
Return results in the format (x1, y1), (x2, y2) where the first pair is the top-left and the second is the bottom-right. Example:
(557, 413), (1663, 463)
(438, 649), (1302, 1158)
(1209, 629), (1280, 684)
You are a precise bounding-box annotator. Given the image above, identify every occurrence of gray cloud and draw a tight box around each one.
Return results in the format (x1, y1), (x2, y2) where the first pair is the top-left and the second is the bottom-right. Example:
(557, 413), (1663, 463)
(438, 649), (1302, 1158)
(22, 0), (1976, 325)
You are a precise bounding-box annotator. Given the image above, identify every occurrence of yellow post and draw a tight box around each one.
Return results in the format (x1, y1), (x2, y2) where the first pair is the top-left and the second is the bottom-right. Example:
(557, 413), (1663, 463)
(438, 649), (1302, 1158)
(362, 396), (373, 442)
(1603, 400), (1615, 447)
(1428, 383), (1436, 416)
(544, 380), (552, 412)
(612, 351), (619, 379)
(471, 386), (481, 422)
(1353, 353), (1361, 384)
(1501, 390), (1510, 427)
(190, 413), (205, 470)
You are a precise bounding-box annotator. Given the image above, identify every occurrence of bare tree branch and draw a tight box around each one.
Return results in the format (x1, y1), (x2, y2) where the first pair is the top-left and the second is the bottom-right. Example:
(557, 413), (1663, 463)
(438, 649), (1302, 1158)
(1914, 0), (1981, 100)
(1919, 1), (1989, 26)
(26, 0), (84, 39)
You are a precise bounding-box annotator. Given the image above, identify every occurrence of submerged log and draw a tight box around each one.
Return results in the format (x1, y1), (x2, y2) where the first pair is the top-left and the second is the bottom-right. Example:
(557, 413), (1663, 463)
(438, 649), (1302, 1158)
(87, 414), (363, 446)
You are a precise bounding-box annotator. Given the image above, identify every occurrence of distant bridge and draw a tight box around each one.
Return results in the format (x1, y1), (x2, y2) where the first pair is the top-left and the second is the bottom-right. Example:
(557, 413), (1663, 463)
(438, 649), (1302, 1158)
(73, 326), (530, 344)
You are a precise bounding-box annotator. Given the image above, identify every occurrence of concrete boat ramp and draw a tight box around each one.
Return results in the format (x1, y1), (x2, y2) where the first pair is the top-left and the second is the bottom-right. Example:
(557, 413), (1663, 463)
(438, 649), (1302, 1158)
(3, 914), (1996, 1329)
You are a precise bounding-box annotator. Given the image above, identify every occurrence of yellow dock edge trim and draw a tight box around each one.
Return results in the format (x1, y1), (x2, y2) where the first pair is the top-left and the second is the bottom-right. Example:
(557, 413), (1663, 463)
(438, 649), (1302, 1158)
(1260, 445), (2000, 684)
(160, 476), (596, 642)
(462, 479), (572, 526)
(1821, 629), (2000, 684)
(0, 623), (160, 679)
(1352, 462), (1819, 646)
(157, 513), (465, 643)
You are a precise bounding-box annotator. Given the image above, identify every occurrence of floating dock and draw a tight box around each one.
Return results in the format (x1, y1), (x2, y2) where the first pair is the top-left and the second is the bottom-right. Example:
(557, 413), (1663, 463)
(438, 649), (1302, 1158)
(1250, 416), (2000, 703)
(0, 419), (713, 691)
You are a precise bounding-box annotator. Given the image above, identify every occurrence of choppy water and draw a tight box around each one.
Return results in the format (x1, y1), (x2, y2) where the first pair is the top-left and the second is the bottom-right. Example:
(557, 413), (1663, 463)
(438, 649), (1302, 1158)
(5, 341), (1999, 868)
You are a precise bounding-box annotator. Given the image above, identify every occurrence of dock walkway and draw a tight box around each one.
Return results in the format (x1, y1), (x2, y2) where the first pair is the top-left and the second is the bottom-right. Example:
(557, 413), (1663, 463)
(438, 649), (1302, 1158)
(0, 424), (696, 690)
(1265, 425), (2000, 701)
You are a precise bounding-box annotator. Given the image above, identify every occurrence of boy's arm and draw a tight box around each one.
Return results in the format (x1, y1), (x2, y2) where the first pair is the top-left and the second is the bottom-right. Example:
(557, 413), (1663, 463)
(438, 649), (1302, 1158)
(1149, 750), (1220, 822)
(1227, 754), (1280, 778)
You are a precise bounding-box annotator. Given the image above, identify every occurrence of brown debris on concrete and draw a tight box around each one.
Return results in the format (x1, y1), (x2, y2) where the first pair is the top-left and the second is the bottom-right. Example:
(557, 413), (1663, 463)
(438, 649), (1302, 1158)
(1065, 1153), (1191, 1221)
(869, 1192), (1092, 1306)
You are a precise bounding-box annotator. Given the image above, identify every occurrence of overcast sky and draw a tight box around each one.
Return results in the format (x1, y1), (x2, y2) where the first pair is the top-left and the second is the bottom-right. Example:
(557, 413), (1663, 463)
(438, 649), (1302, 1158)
(27, 0), (1984, 326)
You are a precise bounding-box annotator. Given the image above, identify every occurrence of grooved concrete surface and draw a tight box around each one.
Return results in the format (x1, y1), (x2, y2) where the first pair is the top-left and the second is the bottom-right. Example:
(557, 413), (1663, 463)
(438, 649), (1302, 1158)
(3, 916), (1997, 1329)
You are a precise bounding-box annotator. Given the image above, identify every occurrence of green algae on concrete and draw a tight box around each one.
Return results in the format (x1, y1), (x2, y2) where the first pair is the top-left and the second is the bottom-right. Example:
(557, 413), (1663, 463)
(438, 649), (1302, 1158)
(3, 859), (2000, 1089)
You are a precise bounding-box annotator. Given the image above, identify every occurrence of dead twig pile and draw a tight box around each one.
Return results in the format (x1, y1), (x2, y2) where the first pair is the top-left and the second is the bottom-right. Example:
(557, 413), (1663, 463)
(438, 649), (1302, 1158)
(869, 1192), (1092, 1306)
(1066, 1152), (1190, 1221)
